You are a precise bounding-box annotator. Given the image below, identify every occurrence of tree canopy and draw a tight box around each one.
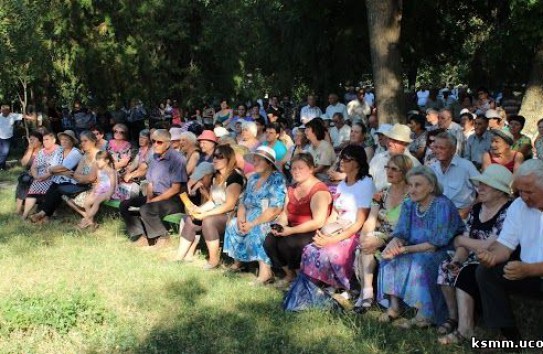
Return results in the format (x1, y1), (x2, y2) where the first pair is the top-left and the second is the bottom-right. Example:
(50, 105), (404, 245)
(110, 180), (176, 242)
(0, 0), (542, 111)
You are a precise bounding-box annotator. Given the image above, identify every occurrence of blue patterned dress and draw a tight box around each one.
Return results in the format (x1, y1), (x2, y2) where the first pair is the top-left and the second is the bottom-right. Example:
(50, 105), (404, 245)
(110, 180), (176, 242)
(377, 195), (465, 324)
(223, 171), (286, 264)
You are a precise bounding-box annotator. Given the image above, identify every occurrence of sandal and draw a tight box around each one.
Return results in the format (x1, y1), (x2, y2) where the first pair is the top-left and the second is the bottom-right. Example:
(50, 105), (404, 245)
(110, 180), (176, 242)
(202, 263), (220, 271)
(394, 317), (432, 330)
(249, 278), (274, 287)
(353, 297), (374, 314)
(438, 330), (468, 345)
(437, 318), (458, 335)
(378, 310), (401, 323)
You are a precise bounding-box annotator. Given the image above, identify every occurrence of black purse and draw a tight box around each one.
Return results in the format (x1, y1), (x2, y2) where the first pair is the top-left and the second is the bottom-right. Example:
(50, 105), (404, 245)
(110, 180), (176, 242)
(18, 171), (33, 185)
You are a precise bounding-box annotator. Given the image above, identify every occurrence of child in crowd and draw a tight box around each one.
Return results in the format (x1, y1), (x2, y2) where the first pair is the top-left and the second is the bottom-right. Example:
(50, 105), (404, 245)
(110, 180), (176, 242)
(78, 151), (117, 229)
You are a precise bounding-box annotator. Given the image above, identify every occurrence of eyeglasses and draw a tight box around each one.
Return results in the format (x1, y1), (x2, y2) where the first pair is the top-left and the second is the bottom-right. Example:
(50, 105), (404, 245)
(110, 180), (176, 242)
(340, 156), (354, 162)
(114, 130), (125, 134)
(384, 165), (401, 172)
(213, 153), (225, 160)
(152, 139), (165, 145)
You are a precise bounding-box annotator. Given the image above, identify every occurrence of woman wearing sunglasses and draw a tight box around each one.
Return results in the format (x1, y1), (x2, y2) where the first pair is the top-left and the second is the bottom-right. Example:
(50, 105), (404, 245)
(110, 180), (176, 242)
(300, 145), (373, 296)
(354, 155), (413, 313)
(176, 145), (245, 269)
(107, 123), (132, 172)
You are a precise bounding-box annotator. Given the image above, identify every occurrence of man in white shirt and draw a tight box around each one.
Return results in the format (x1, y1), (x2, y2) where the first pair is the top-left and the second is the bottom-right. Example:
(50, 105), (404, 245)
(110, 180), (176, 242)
(299, 95), (322, 124)
(430, 132), (479, 219)
(347, 89), (371, 124)
(369, 124), (421, 191)
(325, 93), (348, 123)
(0, 105), (23, 170)
(476, 159), (543, 341)
(329, 113), (351, 150)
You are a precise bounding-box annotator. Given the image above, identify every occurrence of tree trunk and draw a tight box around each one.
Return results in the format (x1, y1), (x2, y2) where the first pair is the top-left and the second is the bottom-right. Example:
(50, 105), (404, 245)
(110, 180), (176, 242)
(519, 42), (543, 138)
(365, 0), (405, 124)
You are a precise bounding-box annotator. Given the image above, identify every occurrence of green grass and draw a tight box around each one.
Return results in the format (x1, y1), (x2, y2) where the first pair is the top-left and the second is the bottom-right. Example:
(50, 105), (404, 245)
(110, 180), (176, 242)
(0, 172), (537, 353)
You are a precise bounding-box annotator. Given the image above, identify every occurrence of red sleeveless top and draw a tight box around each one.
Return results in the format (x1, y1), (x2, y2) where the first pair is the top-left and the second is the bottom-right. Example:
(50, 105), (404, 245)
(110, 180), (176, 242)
(287, 181), (332, 227)
(490, 151), (517, 173)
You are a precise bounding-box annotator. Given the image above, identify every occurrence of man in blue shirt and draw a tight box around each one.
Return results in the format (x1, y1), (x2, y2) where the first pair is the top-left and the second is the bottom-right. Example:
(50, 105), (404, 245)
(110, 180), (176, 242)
(120, 129), (187, 248)
(262, 123), (287, 166)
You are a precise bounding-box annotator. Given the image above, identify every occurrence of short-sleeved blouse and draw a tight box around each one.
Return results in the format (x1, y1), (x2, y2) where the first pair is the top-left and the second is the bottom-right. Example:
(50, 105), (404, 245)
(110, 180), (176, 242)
(287, 181), (331, 227)
(107, 139), (132, 164)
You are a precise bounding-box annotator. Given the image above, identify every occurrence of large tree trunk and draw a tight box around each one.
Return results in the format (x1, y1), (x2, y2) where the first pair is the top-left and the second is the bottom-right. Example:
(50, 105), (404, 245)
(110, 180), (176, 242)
(365, 0), (405, 124)
(519, 42), (543, 137)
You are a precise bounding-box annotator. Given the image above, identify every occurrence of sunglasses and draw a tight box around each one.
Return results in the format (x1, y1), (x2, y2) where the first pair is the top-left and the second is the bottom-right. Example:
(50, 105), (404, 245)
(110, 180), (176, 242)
(340, 156), (354, 162)
(213, 153), (225, 160)
(114, 129), (125, 134)
(152, 139), (165, 145)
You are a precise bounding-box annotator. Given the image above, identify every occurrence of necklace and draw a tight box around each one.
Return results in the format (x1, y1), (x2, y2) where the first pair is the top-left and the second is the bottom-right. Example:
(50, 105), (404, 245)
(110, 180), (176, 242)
(415, 197), (435, 218)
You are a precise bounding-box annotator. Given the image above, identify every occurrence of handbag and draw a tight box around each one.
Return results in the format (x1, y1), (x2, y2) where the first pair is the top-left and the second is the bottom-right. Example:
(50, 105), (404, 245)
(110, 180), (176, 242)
(319, 219), (352, 237)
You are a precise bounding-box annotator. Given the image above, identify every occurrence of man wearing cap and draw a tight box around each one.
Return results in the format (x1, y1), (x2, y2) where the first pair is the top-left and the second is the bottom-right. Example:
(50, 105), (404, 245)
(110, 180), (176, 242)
(0, 105), (26, 170)
(120, 129), (187, 248)
(476, 159), (543, 341)
(463, 116), (491, 170)
(437, 108), (465, 155)
(459, 110), (476, 139)
(430, 132), (479, 219)
(326, 93), (349, 124)
(347, 89), (371, 124)
(300, 95), (322, 125)
(484, 109), (504, 130)
(369, 123), (421, 191)
(329, 113), (351, 150)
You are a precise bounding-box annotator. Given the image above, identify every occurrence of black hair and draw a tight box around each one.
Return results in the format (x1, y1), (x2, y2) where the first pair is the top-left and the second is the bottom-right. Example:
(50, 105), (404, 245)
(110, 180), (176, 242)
(92, 125), (105, 134)
(339, 144), (371, 181)
(509, 115), (526, 129)
(305, 118), (326, 140)
(267, 122), (282, 134)
(409, 114), (427, 130)
(29, 130), (44, 143)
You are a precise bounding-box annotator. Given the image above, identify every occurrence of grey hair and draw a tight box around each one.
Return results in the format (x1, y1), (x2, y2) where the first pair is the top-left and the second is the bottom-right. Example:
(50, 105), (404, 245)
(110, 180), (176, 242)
(436, 131), (457, 149)
(514, 159), (543, 186)
(179, 131), (198, 146)
(406, 165), (443, 196)
(152, 129), (171, 141)
(241, 121), (258, 138)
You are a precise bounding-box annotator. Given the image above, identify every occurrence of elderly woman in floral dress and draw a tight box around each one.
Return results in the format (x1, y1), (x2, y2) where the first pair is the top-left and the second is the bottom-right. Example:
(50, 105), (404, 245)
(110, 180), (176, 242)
(378, 166), (464, 329)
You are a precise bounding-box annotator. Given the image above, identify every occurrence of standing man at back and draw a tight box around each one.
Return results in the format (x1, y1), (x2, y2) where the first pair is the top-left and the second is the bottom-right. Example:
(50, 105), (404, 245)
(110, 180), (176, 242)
(0, 105), (24, 170)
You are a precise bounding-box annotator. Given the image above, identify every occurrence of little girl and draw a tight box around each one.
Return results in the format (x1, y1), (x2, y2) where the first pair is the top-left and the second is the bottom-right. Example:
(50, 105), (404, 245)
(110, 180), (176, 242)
(78, 151), (117, 229)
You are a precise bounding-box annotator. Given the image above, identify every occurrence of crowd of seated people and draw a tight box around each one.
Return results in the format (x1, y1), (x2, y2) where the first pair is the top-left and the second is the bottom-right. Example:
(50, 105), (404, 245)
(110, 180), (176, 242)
(10, 88), (543, 343)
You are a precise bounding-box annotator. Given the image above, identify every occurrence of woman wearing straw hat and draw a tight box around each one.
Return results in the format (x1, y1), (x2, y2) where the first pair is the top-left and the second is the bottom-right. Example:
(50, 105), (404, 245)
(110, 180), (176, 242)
(223, 145), (287, 285)
(437, 164), (513, 344)
(481, 129), (523, 173)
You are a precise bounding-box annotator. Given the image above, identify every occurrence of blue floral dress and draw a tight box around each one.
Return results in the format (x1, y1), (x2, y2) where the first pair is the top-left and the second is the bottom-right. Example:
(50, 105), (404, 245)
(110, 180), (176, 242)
(377, 195), (465, 324)
(223, 171), (286, 264)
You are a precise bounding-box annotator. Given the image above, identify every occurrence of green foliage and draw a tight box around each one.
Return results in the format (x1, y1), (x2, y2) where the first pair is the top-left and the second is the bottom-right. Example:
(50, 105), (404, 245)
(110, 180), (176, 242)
(0, 290), (112, 334)
(0, 0), (542, 108)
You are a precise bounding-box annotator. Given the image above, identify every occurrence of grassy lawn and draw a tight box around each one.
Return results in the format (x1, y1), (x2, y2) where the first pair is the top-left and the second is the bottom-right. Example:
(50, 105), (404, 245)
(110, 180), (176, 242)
(0, 170), (535, 353)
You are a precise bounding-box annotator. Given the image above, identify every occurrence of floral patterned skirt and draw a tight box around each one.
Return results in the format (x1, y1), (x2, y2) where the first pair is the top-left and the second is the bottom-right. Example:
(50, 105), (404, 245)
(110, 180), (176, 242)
(300, 234), (359, 290)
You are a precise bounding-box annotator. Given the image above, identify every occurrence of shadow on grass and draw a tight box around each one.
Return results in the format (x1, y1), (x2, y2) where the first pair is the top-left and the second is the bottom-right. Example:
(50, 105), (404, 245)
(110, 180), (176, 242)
(121, 277), (472, 354)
